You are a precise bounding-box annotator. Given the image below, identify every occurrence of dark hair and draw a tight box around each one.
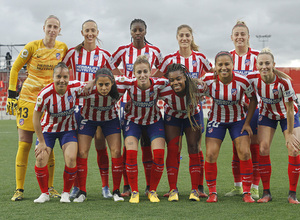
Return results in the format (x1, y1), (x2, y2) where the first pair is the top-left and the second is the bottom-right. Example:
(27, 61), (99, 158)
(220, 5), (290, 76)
(95, 68), (119, 100)
(165, 63), (201, 130)
(75, 19), (101, 53)
(214, 51), (233, 81)
(130, 19), (152, 45)
(53, 62), (69, 75)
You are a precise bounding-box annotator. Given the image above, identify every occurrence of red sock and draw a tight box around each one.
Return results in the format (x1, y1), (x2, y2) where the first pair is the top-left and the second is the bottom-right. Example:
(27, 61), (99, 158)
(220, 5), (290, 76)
(35, 165), (49, 194)
(63, 165), (77, 193)
(240, 159), (253, 193)
(205, 161), (217, 193)
(126, 150), (138, 192)
(288, 155), (300, 192)
(73, 174), (79, 188)
(122, 146), (129, 186)
(250, 144), (260, 186)
(259, 155), (271, 190)
(149, 149), (164, 191)
(199, 151), (204, 186)
(166, 136), (180, 190)
(232, 143), (241, 183)
(189, 153), (201, 190)
(97, 148), (109, 188)
(141, 145), (152, 186)
(112, 157), (123, 192)
(77, 157), (88, 192)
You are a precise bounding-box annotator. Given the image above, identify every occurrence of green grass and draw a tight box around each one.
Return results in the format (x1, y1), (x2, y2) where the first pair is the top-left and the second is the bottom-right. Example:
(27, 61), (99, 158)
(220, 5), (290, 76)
(0, 119), (299, 220)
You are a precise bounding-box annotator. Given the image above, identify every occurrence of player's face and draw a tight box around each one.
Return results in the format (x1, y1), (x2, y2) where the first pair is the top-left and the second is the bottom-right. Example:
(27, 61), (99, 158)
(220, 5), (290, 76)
(53, 68), (69, 95)
(134, 63), (151, 89)
(81, 21), (99, 44)
(231, 26), (249, 49)
(96, 76), (113, 96)
(215, 55), (233, 80)
(168, 70), (186, 94)
(131, 22), (146, 43)
(257, 54), (275, 82)
(177, 27), (193, 50)
(43, 18), (61, 40)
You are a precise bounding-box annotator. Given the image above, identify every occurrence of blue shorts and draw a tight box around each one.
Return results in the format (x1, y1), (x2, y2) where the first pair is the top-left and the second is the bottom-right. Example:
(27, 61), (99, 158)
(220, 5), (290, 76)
(36, 130), (78, 149)
(205, 119), (249, 141)
(123, 118), (165, 142)
(74, 105), (82, 128)
(249, 108), (259, 135)
(78, 117), (121, 137)
(258, 113), (300, 132)
(164, 113), (201, 132)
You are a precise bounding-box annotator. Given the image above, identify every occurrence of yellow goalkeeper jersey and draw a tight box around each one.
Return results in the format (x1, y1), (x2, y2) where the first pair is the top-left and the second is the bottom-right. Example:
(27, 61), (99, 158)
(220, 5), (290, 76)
(9, 39), (68, 103)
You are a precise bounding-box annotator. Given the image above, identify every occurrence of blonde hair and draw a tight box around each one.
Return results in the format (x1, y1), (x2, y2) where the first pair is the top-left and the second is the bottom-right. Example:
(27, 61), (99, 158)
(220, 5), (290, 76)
(133, 55), (151, 72)
(177, 24), (199, 51)
(232, 20), (250, 47)
(258, 48), (292, 80)
(75, 19), (101, 53)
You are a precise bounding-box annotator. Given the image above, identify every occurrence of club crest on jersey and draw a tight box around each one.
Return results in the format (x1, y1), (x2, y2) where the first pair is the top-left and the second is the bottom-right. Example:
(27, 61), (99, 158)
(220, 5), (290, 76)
(231, 88), (237, 96)
(56, 53), (61, 60)
(19, 119), (24, 126)
(67, 95), (74, 103)
(208, 127), (213, 133)
(94, 55), (99, 61)
(144, 52), (150, 59)
(272, 89), (279, 95)
(245, 59), (251, 66)
(192, 60), (197, 67)
(126, 64), (134, 72)
(149, 91), (155, 97)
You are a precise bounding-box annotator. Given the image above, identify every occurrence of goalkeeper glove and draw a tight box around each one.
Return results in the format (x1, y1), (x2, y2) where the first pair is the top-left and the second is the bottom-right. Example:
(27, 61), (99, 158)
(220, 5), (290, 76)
(6, 90), (18, 116)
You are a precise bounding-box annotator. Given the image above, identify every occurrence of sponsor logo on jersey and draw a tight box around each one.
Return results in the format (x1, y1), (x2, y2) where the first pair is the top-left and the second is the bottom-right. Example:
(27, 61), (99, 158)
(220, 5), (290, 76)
(214, 98), (239, 105)
(132, 100), (155, 108)
(50, 106), (75, 117)
(56, 53), (61, 60)
(20, 49), (29, 59)
(126, 64), (134, 72)
(231, 88), (237, 96)
(76, 64), (99, 74)
(234, 70), (250, 76)
(94, 55), (99, 61)
(91, 105), (114, 111)
(192, 60), (197, 67)
(19, 119), (24, 126)
(68, 95), (74, 103)
(272, 89), (279, 95)
(260, 97), (282, 104)
(189, 72), (199, 78)
(245, 59), (251, 66)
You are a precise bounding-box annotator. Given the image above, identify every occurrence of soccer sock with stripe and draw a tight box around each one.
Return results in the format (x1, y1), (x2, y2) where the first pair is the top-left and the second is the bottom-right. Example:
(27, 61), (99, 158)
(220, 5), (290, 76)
(205, 161), (217, 194)
(35, 165), (49, 194)
(288, 155), (300, 192)
(96, 148), (109, 188)
(112, 156), (123, 192)
(250, 144), (260, 187)
(16, 141), (31, 190)
(166, 136), (180, 191)
(47, 149), (55, 188)
(149, 149), (164, 191)
(240, 159), (253, 193)
(259, 155), (271, 190)
(76, 157), (88, 193)
(189, 153), (201, 190)
(63, 165), (77, 193)
(126, 150), (138, 192)
(141, 145), (152, 187)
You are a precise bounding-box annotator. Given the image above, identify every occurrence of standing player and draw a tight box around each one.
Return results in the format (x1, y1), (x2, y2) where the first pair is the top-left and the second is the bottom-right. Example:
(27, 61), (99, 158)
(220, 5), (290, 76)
(111, 18), (163, 197)
(33, 62), (85, 203)
(74, 68), (124, 203)
(159, 64), (204, 202)
(225, 20), (261, 199)
(116, 55), (168, 203)
(247, 48), (300, 204)
(156, 24), (213, 197)
(204, 51), (257, 203)
(6, 15), (68, 201)
(63, 19), (121, 199)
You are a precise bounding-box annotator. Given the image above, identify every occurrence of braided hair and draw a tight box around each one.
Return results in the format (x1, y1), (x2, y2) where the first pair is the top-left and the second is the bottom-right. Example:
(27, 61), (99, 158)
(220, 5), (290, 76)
(165, 63), (201, 130)
(130, 19), (152, 45)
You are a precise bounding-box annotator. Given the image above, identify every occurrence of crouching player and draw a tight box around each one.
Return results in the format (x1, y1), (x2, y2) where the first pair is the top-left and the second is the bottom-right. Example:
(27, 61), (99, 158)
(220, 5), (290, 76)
(33, 62), (85, 203)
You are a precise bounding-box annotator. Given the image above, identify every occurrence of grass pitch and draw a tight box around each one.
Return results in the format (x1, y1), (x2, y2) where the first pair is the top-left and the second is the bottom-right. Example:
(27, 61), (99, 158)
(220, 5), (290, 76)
(0, 119), (299, 220)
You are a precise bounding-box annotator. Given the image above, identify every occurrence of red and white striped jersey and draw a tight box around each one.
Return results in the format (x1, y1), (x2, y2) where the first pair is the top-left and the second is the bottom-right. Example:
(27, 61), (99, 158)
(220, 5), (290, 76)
(63, 46), (115, 82)
(247, 71), (298, 120)
(116, 76), (168, 125)
(159, 85), (200, 119)
(159, 50), (212, 78)
(80, 86), (120, 121)
(202, 72), (255, 123)
(230, 48), (260, 76)
(111, 43), (162, 78)
(35, 80), (85, 133)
